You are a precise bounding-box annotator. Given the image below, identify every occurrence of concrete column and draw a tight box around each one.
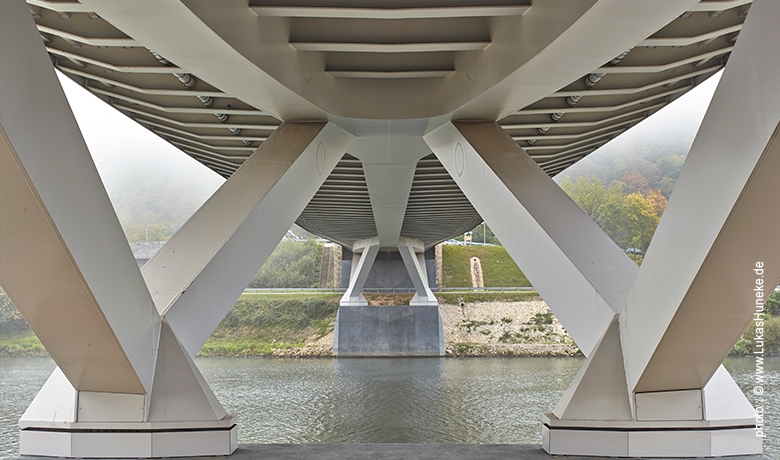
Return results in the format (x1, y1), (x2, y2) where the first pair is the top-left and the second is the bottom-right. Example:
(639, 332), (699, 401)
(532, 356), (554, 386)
(333, 245), (343, 289)
(340, 237), (380, 306)
(544, 1), (780, 454)
(143, 121), (353, 357)
(425, 121), (637, 356)
(398, 237), (438, 307)
(0, 1), (355, 455)
(435, 244), (443, 288)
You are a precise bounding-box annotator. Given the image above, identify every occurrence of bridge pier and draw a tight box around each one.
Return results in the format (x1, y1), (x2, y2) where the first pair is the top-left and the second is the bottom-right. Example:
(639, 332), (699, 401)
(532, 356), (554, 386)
(335, 237), (444, 357)
(424, 1), (780, 454)
(0, 2), (355, 454)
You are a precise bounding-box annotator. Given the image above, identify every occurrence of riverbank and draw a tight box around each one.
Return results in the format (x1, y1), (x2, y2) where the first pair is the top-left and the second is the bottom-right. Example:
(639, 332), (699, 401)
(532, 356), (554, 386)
(203, 294), (581, 358)
(2, 291), (773, 358)
(0, 293), (581, 358)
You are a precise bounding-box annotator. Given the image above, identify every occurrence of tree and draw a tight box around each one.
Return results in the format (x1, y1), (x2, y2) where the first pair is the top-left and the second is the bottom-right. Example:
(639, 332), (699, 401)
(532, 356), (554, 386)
(596, 181), (631, 249)
(559, 176), (667, 255)
(249, 239), (324, 288)
(622, 172), (649, 195)
(559, 176), (609, 223)
(623, 193), (659, 253)
(470, 222), (499, 245)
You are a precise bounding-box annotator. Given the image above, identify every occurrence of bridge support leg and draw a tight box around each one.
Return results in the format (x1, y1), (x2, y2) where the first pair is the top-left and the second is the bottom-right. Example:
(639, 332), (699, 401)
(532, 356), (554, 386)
(550, 0), (780, 455)
(398, 237), (438, 307)
(424, 0), (780, 448)
(340, 237), (380, 307)
(1, 1), (354, 455)
(425, 120), (635, 357)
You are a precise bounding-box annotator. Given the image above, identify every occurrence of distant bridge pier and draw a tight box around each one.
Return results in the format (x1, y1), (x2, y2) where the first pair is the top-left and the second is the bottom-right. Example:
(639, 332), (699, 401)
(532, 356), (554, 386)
(425, 1), (780, 455)
(335, 237), (444, 357)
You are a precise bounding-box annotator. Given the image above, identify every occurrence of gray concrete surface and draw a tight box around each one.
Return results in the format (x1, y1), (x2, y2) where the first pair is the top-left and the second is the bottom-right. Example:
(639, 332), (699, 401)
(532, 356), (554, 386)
(334, 305), (444, 356)
(341, 249), (436, 289)
(17, 444), (771, 460)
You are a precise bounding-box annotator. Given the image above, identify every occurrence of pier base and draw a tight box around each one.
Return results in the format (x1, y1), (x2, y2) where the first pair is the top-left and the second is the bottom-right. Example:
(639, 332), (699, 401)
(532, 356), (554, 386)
(333, 305), (445, 357)
(15, 443), (770, 460)
(542, 414), (762, 457)
(19, 421), (237, 458)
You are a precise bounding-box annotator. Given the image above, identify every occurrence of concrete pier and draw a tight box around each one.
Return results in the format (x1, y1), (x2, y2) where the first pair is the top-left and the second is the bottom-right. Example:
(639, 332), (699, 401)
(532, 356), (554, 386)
(333, 305), (445, 357)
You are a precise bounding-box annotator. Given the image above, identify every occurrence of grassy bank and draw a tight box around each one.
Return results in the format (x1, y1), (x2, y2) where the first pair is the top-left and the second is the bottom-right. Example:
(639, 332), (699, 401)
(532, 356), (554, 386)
(0, 334), (46, 356)
(441, 245), (530, 287)
(437, 291), (539, 304)
(200, 293), (340, 357)
(3, 290), (780, 357)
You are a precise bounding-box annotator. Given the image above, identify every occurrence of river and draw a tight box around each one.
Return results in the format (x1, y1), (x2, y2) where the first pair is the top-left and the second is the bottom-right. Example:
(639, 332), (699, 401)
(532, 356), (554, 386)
(0, 357), (776, 458)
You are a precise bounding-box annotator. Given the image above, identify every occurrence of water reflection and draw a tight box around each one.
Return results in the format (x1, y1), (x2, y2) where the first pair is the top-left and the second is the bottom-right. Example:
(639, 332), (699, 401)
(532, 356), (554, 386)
(1, 357), (777, 460)
(196, 357), (582, 444)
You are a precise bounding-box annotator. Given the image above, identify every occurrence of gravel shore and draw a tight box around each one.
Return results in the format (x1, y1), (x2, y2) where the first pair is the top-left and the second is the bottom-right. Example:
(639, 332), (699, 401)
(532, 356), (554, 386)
(285, 299), (581, 358)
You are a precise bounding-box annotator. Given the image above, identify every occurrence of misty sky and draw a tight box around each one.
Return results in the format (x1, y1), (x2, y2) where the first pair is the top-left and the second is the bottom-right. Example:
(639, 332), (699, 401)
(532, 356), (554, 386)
(559, 71), (721, 179)
(58, 69), (721, 228)
(57, 73), (225, 208)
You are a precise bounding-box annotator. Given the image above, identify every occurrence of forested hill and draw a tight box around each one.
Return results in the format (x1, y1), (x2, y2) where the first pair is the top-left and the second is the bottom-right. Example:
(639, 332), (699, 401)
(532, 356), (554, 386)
(555, 112), (696, 199)
(551, 84), (710, 256)
(105, 165), (220, 243)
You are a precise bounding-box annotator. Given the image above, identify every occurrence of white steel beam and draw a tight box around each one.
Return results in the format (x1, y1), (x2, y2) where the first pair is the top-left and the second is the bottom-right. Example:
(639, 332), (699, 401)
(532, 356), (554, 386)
(348, 136), (433, 249)
(425, 122), (637, 356)
(340, 237), (380, 307)
(398, 237), (438, 307)
(621, 0), (780, 394)
(251, 6), (529, 19)
(0, 0), (159, 395)
(289, 42), (490, 53)
(143, 122), (353, 357)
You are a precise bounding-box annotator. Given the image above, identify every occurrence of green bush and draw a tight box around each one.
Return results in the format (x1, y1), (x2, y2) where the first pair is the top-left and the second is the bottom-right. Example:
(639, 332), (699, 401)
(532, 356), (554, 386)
(0, 335), (46, 356)
(249, 239), (324, 288)
(219, 294), (339, 333)
(732, 315), (780, 356)
(0, 293), (31, 335)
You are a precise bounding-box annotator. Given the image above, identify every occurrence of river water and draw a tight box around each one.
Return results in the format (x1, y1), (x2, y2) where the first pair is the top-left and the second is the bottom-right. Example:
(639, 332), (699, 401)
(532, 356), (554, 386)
(0, 357), (776, 458)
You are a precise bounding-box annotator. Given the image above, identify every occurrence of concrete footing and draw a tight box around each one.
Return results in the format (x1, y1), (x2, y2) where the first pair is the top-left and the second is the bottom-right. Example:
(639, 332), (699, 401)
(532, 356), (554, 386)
(16, 443), (771, 460)
(542, 413), (762, 457)
(19, 421), (237, 458)
(333, 305), (445, 357)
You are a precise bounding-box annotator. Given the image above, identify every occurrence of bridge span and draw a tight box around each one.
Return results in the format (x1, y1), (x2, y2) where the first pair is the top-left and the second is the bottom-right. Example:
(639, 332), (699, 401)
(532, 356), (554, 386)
(0, 0), (778, 457)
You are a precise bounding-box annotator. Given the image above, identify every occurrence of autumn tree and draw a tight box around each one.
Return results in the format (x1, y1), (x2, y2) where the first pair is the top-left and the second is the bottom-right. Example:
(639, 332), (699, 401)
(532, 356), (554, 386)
(598, 182), (632, 249)
(559, 176), (609, 223)
(622, 172), (649, 194)
(560, 176), (668, 254)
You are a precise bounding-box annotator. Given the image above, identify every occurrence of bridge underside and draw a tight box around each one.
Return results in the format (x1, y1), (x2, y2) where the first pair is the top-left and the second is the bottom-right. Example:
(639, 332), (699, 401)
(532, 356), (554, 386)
(1, 0), (778, 457)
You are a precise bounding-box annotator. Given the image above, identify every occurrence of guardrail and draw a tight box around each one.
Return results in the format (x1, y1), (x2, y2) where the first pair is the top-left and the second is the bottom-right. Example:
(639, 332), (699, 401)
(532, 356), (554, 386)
(242, 287), (537, 295)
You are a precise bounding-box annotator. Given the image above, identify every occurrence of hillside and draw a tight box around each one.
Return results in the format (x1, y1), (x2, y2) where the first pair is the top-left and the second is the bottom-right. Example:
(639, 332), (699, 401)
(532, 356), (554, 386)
(441, 244), (530, 288)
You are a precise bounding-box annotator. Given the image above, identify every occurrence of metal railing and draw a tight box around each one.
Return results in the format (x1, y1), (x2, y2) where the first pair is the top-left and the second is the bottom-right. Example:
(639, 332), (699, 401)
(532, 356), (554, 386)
(242, 287), (536, 295)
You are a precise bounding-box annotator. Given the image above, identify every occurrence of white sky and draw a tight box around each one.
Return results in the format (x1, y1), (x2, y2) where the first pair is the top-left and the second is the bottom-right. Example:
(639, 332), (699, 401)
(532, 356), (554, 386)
(58, 72), (225, 200)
